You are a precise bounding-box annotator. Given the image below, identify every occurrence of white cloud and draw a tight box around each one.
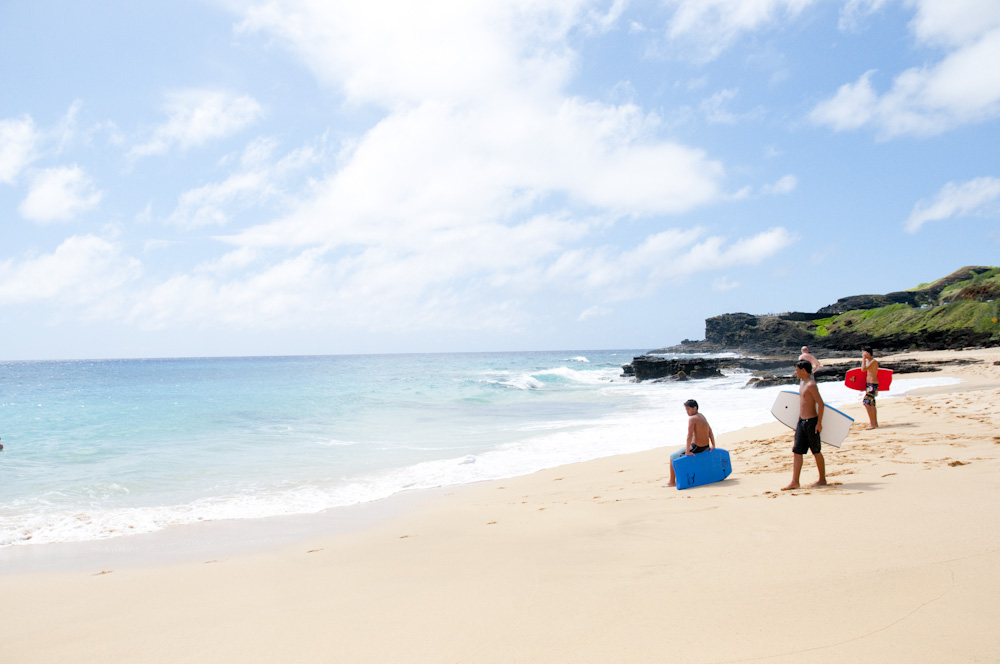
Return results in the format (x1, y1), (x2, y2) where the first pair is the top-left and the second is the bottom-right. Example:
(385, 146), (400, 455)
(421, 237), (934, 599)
(812, 1), (1000, 137)
(19, 165), (103, 222)
(838, 0), (890, 31)
(586, 0), (627, 33)
(0, 115), (38, 184)
(52, 100), (83, 154)
(125, 243), (531, 334)
(544, 226), (794, 301)
(652, 226), (795, 282)
(218, 0), (728, 266)
(167, 137), (324, 228)
(119, 224), (794, 334)
(8, 1), (793, 337)
(809, 70), (878, 130)
(712, 276), (741, 291)
(130, 89), (263, 157)
(128, 0), (766, 336)
(908, 0), (1000, 48)
(196, 247), (262, 274)
(726, 174), (796, 200)
(578, 305), (613, 321)
(0, 235), (141, 306)
(224, 98), (723, 251)
(169, 172), (268, 228)
(662, 0), (817, 61)
(235, 1), (586, 108)
(762, 174), (797, 195)
(700, 88), (741, 124)
(904, 176), (1000, 233)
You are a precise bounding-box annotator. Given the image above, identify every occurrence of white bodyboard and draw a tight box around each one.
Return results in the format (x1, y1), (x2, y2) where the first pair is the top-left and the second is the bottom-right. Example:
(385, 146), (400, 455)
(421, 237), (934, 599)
(770, 390), (853, 448)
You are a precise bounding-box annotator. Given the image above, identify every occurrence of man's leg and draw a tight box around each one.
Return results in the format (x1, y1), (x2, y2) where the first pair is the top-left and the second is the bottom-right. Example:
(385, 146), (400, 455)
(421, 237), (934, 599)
(665, 448), (682, 487)
(812, 452), (827, 487)
(782, 453), (803, 490)
(864, 403), (878, 428)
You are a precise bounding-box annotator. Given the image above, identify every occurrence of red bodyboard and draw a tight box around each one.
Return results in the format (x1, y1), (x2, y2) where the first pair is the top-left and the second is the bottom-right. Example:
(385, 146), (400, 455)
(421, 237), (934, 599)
(845, 367), (893, 391)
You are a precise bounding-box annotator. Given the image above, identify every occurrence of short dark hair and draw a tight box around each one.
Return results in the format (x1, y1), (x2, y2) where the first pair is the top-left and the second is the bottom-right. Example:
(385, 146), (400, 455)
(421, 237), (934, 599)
(683, 399), (698, 410)
(862, 346), (874, 356)
(795, 360), (813, 374)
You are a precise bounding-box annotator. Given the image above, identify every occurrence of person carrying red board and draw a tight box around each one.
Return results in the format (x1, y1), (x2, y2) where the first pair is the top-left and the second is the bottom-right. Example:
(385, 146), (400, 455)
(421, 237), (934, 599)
(861, 347), (880, 429)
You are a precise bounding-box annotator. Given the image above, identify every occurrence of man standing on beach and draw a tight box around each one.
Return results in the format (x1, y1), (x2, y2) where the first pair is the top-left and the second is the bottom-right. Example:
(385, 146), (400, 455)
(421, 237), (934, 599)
(861, 347), (879, 429)
(798, 346), (820, 372)
(782, 360), (827, 490)
(665, 399), (715, 488)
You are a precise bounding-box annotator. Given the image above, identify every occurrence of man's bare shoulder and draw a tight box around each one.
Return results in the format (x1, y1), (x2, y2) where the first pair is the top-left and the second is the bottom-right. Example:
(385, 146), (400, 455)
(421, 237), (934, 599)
(689, 412), (709, 428)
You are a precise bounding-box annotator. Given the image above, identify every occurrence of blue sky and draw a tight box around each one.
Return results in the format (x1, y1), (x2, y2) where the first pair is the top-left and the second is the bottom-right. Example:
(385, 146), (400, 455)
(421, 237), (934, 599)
(1, 0), (999, 360)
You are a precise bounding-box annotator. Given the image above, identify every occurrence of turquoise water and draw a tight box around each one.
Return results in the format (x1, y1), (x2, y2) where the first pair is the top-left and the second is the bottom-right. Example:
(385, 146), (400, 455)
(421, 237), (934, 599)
(0, 350), (954, 548)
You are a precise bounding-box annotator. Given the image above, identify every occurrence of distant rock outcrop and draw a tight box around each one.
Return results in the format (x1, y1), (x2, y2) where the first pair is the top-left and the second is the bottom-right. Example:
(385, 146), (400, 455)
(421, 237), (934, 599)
(704, 313), (814, 351)
(622, 355), (981, 385)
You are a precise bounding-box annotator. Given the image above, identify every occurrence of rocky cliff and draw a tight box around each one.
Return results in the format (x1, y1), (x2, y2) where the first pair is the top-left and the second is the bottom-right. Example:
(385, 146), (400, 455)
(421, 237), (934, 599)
(658, 266), (1000, 355)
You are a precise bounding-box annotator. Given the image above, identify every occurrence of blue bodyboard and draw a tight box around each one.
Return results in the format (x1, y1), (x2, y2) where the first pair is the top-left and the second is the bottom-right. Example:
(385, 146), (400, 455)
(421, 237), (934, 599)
(673, 448), (732, 490)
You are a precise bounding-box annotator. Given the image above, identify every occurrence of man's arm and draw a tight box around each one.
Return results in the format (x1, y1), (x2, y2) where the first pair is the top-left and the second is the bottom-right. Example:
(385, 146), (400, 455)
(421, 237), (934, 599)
(685, 418), (696, 454)
(812, 384), (825, 434)
(708, 424), (716, 450)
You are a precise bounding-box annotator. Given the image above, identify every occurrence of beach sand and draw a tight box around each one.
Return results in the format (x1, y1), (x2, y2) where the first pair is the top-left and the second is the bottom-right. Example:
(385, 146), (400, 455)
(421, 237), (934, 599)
(2, 348), (998, 663)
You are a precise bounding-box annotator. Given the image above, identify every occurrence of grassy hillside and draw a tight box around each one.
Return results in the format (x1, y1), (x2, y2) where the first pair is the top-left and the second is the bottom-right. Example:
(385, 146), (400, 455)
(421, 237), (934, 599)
(811, 267), (1000, 347)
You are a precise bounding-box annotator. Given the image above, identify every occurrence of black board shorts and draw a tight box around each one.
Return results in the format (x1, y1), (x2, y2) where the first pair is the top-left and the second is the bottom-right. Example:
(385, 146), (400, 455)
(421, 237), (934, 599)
(793, 417), (821, 455)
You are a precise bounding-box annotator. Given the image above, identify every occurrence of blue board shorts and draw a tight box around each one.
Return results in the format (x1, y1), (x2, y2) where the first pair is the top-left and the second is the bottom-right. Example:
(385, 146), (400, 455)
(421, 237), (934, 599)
(793, 417), (821, 455)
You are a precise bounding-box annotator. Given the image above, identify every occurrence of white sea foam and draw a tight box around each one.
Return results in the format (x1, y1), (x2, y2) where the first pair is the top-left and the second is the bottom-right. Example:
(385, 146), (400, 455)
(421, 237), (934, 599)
(317, 438), (362, 447)
(498, 375), (545, 390)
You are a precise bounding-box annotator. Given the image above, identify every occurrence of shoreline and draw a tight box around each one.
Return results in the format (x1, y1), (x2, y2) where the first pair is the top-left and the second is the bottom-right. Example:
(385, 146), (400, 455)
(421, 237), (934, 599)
(0, 358), (961, 574)
(2, 347), (999, 662)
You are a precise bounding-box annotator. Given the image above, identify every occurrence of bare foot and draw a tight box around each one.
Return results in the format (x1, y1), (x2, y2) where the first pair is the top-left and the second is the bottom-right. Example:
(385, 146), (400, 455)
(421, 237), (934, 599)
(811, 480), (828, 487)
(866, 424), (879, 430)
(781, 483), (800, 491)
(663, 482), (676, 488)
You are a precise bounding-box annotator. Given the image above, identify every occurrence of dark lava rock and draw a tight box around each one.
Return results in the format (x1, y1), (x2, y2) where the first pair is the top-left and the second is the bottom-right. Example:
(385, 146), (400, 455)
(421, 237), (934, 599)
(622, 356), (726, 382)
(623, 354), (982, 386)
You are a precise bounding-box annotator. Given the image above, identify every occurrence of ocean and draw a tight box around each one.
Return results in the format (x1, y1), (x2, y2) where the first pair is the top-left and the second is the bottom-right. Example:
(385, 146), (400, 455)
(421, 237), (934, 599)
(0, 350), (957, 549)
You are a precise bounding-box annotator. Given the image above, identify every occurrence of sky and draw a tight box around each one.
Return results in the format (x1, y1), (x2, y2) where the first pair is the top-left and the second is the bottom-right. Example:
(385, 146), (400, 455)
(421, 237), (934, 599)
(1, 0), (999, 361)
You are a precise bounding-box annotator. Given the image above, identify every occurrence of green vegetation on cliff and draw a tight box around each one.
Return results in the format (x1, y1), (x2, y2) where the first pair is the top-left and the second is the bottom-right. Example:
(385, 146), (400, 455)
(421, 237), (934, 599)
(695, 266), (1000, 352)
(807, 267), (1000, 348)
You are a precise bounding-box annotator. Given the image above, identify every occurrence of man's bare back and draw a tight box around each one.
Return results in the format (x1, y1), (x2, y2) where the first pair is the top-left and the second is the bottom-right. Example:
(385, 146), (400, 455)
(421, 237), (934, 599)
(688, 412), (714, 451)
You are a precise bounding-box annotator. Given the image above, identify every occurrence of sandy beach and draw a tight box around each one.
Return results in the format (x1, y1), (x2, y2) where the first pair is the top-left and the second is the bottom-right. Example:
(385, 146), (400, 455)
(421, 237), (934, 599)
(2, 348), (999, 663)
